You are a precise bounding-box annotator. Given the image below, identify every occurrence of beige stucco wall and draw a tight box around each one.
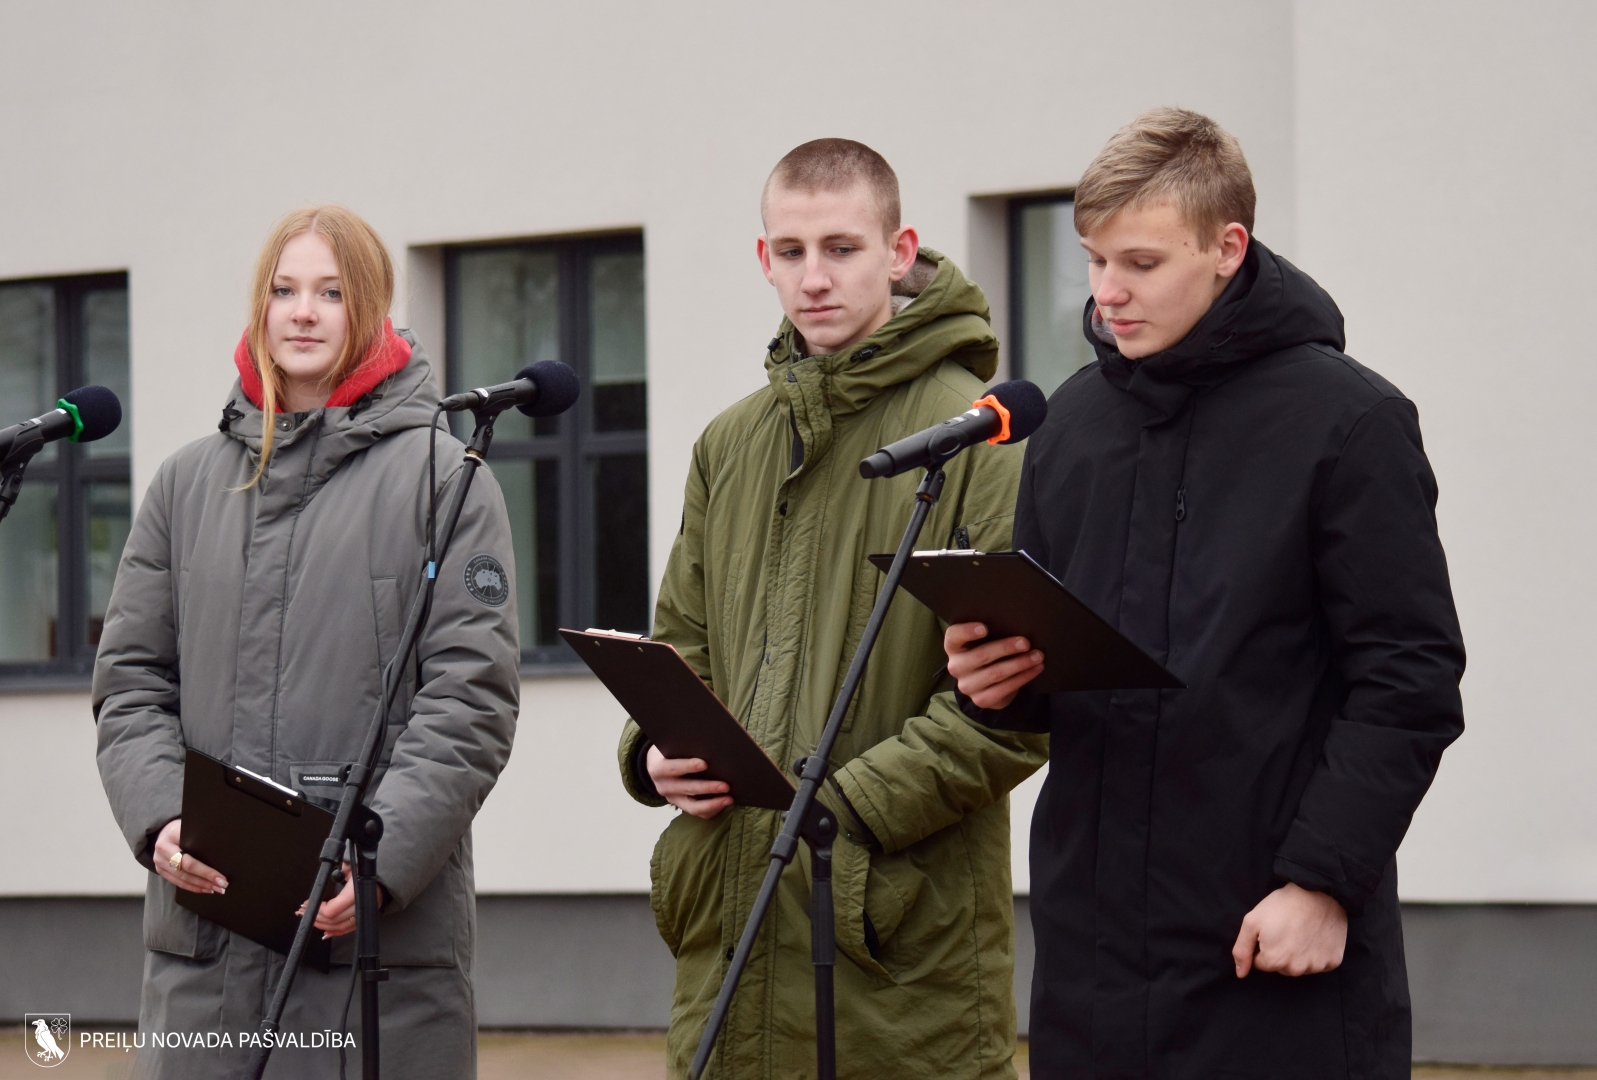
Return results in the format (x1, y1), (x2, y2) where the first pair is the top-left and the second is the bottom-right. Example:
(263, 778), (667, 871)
(0, 0), (1591, 901)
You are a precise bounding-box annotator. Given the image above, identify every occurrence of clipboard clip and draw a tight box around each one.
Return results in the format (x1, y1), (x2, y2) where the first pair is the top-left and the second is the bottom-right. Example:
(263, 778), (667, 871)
(224, 765), (304, 816)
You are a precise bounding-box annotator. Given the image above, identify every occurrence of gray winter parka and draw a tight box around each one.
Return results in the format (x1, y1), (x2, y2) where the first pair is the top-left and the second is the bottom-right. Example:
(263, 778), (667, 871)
(92, 335), (519, 1078)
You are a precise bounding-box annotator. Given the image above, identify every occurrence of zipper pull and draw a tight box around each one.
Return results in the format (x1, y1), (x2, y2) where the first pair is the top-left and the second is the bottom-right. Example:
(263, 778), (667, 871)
(1175, 486), (1187, 522)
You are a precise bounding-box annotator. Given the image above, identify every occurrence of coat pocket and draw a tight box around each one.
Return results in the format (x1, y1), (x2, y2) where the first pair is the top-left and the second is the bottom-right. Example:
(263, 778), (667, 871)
(717, 551), (745, 646)
(143, 872), (223, 959)
(823, 837), (917, 985)
(830, 559), (883, 733)
(370, 576), (410, 727)
(174, 568), (189, 654)
(337, 841), (470, 968)
(371, 576), (402, 672)
(649, 811), (729, 959)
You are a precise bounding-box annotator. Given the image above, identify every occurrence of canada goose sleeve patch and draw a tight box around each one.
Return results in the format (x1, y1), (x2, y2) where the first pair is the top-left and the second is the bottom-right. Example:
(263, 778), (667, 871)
(464, 554), (510, 607)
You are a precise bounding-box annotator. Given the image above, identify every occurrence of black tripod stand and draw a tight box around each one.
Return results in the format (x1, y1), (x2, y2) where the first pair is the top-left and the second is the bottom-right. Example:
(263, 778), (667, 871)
(689, 460), (950, 1080)
(244, 409), (500, 1080)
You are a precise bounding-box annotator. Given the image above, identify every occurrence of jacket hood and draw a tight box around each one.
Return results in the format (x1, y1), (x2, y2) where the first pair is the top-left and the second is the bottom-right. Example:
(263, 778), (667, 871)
(1088, 238), (1345, 419)
(218, 328), (443, 476)
(765, 246), (998, 416)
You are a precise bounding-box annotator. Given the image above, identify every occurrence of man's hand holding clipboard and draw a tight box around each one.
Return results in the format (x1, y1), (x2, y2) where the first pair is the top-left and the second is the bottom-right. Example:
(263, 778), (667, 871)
(561, 629), (797, 814)
(870, 549), (1184, 704)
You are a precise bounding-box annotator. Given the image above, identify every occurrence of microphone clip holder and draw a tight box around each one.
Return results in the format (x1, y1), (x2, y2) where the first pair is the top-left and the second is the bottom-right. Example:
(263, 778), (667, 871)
(465, 409), (498, 459)
(0, 454), (35, 526)
(0, 423), (50, 526)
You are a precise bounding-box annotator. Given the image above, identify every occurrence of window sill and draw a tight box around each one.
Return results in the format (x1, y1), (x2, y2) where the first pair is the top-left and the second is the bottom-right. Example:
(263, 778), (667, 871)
(0, 667), (597, 693)
(519, 662), (595, 680)
(0, 672), (95, 694)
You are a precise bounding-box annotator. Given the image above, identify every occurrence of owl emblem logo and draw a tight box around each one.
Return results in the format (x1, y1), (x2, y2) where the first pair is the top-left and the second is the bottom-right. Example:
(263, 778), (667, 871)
(25, 1015), (70, 1067)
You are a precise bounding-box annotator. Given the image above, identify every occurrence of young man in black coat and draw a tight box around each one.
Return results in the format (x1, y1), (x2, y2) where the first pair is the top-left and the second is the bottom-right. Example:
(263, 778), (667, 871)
(944, 108), (1466, 1079)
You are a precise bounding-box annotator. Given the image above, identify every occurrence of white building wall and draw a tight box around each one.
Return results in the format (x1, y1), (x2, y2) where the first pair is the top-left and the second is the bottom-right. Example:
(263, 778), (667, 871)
(1, 0), (1590, 902)
(1294, 1), (1597, 901)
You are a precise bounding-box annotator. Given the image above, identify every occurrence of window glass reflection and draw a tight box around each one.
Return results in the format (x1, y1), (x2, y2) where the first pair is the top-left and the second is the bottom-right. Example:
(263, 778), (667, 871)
(86, 481), (131, 647)
(495, 458), (562, 648)
(0, 484), (58, 661)
(456, 249), (561, 441)
(84, 289), (131, 458)
(446, 237), (647, 664)
(591, 453), (648, 634)
(0, 284), (58, 462)
(589, 252), (646, 432)
(1018, 201), (1096, 397)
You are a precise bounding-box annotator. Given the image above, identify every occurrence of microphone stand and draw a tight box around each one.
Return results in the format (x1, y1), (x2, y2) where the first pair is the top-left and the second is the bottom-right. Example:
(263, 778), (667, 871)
(245, 409), (499, 1080)
(689, 457), (951, 1080)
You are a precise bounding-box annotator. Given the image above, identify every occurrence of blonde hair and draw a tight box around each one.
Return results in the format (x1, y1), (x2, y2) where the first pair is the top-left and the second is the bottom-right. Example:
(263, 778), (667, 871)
(242, 205), (394, 487)
(1074, 107), (1255, 249)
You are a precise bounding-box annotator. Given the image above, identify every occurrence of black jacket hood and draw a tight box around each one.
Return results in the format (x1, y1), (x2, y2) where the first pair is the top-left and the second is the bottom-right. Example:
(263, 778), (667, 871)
(1087, 238), (1345, 420)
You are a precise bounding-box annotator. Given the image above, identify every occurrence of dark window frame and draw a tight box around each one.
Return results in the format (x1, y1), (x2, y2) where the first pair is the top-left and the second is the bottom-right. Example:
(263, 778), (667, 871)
(0, 271), (131, 686)
(1006, 189), (1078, 388)
(444, 232), (647, 670)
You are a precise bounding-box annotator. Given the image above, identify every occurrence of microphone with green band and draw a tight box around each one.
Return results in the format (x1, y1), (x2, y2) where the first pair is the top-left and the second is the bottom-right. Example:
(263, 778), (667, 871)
(0, 385), (123, 467)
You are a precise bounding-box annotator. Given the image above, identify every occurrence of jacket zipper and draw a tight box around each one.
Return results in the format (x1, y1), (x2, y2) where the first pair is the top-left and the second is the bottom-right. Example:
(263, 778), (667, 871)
(1175, 486), (1187, 522)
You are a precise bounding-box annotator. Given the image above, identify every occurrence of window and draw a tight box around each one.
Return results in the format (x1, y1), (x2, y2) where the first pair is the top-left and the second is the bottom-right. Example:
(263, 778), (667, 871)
(0, 273), (131, 681)
(446, 234), (648, 667)
(1009, 194), (1096, 398)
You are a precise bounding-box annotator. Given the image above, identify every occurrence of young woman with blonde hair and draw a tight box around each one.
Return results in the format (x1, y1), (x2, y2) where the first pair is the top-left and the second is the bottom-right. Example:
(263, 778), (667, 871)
(93, 205), (520, 1079)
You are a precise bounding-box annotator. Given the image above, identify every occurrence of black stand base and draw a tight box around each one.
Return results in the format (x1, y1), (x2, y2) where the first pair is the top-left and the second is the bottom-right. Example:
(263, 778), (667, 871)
(351, 804), (388, 1080)
(802, 795), (837, 1079)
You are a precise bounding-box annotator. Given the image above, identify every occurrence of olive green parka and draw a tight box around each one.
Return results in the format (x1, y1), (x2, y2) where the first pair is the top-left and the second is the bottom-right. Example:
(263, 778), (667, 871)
(617, 251), (1048, 1079)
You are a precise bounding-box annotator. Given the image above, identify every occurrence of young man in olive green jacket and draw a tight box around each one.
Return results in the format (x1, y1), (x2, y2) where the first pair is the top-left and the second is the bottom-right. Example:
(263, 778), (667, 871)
(615, 139), (1047, 1079)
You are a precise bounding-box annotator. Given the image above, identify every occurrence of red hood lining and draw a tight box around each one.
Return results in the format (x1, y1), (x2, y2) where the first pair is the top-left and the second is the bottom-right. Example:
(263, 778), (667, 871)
(233, 318), (412, 410)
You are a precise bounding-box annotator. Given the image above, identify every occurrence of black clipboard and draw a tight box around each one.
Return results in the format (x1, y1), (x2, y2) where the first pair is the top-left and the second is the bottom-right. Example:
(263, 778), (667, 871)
(868, 550), (1184, 694)
(175, 748), (339, 971)
(560, 628), (797, 812)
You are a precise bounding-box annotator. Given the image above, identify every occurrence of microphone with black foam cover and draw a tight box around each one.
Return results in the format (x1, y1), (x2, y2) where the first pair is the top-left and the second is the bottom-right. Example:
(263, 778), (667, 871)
(859, 379), (1048, 480)
(439, 360), (582, 417)
(0, 385), (124, 467)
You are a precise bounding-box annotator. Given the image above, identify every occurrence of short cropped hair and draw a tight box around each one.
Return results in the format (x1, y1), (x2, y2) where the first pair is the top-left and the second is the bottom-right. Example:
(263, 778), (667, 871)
(1074, 107), (1255, 248)
(761, 138), (901, 236)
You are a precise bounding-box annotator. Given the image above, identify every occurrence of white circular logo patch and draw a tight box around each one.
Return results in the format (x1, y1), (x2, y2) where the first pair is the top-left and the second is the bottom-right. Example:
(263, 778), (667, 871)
(464, 554), (509, 607)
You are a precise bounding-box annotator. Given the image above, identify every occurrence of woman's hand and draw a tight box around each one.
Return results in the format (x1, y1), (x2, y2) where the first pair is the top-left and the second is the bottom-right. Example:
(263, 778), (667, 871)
(647, 745), (733, 819)
(297, 862), (386, 940)
(944, 622), (1045, 710)
(152, 818), (229, 895)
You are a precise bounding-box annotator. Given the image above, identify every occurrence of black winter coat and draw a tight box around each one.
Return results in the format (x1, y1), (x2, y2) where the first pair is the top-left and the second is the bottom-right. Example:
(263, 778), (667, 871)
(971, 240), (1465, 1079)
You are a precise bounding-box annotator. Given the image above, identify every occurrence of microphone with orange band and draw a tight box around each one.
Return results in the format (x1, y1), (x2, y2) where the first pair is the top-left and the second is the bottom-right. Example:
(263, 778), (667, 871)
(858, 379), (1047, 480)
